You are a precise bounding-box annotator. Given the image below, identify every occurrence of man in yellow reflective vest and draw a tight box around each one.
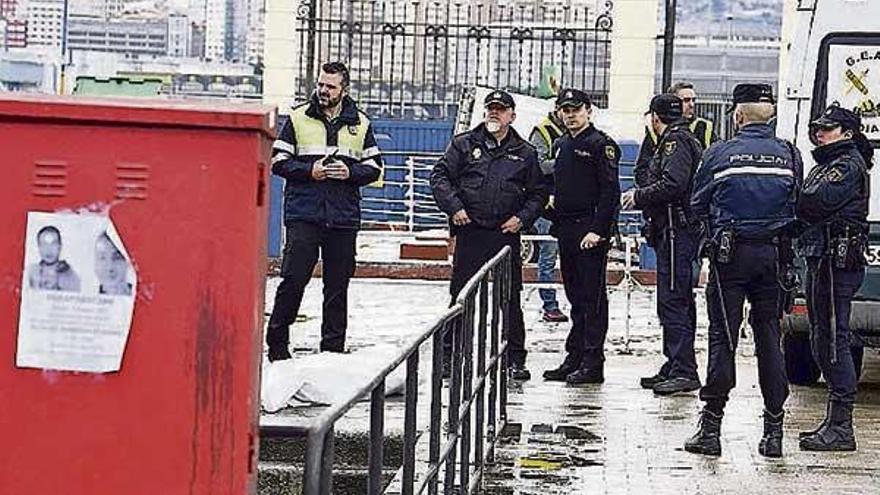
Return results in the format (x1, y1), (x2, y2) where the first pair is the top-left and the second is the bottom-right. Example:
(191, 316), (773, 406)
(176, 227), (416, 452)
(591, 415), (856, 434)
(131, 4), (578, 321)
(266, 61), (383, 361)
(528, 109), (569, 323)
(635, 81), (716, 172)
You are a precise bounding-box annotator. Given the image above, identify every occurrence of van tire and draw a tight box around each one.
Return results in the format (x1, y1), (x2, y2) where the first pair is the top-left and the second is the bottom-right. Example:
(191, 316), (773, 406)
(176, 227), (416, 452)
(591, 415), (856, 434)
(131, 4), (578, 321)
(783, 332), (821, 386)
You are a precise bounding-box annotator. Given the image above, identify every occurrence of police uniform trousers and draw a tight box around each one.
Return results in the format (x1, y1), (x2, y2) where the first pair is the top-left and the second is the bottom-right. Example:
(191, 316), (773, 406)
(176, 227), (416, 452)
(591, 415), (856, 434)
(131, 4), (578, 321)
(449, 225), (526, 366)
(558, 235), (609, 366)
(267, 221), (357, 353)
(806, 258), (865, 406)
(655, 226), (700, 381)
(701, 243), (789, 415)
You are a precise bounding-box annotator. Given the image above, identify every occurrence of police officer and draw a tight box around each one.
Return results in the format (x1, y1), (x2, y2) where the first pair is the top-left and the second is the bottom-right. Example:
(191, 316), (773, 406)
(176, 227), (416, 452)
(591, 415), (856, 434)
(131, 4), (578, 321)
(431, 89), (547, 381)
(623, 94), (703, 395)
(542, 89), (620, 385)
(636, 81), (716, 173)
(266, 61), (384, 361)
(685, 84), (802, 458)
(529, 108), (569, 323)
(797, 106), (873, 452)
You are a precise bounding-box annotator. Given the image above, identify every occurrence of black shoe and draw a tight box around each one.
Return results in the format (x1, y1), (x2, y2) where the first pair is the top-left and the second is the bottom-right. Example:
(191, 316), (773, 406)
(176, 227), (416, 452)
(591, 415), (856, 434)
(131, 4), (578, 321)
(543, 353), (582, 381)
(653, 377), (701, 396)
(800, 402), (857, 452)
(639, 373), (667, 390)
(565, 366), (604, 385)
(268, 346), (292, 362)
(758, 410), (784, 458)
(685, 408), (723, 456)
(799, 402), (830, 439)
(509, 362), (531, 381)
(542, 308), (570, 323)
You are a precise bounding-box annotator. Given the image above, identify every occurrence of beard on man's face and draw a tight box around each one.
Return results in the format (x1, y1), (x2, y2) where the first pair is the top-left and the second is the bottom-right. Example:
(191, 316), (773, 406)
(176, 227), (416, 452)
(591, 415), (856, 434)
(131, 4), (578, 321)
(318, 91), (342, 109)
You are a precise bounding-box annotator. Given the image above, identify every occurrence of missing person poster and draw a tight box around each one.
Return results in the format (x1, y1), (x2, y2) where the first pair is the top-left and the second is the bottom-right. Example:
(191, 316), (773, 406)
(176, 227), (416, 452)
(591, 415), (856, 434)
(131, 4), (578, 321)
(16, 212), (137, 373)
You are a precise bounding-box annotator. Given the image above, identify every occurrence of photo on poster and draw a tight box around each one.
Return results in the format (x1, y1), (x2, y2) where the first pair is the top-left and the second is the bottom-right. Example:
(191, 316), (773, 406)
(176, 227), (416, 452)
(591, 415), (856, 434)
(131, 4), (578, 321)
(17, 211), (137, 373)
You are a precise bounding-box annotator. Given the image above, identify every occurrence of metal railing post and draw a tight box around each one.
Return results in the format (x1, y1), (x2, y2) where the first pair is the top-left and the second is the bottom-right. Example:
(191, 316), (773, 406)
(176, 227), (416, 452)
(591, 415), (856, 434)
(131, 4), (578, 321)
(486, 264), (501, 464)
(368, 382), (386, 495)
(459, 295), (475, 492)
(499, 256), (510, 421)
(444, 316), (462, 494)
(402, 353), (419, 494)
(428, 329), (444, 495)
(303, 428), (329, 494)
(474, 277), (488, 475)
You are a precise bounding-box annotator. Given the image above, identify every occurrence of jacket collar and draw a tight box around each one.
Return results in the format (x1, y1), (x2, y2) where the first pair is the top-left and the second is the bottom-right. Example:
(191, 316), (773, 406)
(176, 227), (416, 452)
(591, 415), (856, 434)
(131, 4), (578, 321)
(305, 94), (360, 125)
(812, 139), (858, 165)
(470, 123), (524, 151)
(659, 118), (689, 141)
(736, 122), (774, 139)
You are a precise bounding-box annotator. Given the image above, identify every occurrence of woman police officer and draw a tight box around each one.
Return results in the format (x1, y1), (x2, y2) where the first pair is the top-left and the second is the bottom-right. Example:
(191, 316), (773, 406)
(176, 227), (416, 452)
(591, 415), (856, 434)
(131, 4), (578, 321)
(797, 105), (874, 452)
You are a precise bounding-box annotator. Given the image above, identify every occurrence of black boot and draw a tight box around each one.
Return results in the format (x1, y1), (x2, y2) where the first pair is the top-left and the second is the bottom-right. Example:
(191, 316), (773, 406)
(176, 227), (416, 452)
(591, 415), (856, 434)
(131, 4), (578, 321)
(799, 402), (830, 439)
(684, 408), (723, 456)
(758, 410), (784, 458)
(543, 353), (582, 381)
(268, 345), (292, 362)
(565, 365), (604, 385)
(800, 402), (857, 452)
(639, 372), (667, 390)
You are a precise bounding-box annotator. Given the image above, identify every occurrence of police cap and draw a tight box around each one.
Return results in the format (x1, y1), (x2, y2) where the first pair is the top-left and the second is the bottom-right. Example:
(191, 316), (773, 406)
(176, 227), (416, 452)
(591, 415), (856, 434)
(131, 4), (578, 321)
(555, 88), (592, 109)
(484, 90), (515, 109)
(727, 83), (775, 113)
(811, 105), (861, 132)
(648, 94), (683, 121)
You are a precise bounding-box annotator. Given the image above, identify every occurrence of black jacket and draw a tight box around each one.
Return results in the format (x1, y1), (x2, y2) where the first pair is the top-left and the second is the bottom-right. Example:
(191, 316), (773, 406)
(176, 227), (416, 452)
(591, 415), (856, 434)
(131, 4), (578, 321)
(551, 125), (621, 238)
(634, 120), (703, 230)
(797, 139), (870, 258)
(431, 124), (547, 233)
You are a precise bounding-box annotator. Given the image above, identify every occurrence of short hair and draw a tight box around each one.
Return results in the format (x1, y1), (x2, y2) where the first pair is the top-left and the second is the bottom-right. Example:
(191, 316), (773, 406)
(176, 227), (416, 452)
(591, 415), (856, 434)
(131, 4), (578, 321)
(735, 102), (776, 125)
(37, 225), (61, 243)
(321, 61), (350, 88)
(667, 81), (695, 94)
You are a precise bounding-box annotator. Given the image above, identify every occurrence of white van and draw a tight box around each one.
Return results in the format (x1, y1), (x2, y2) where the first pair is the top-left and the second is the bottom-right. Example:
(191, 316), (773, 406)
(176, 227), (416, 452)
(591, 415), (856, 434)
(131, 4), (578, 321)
(776, 0), (880, 384)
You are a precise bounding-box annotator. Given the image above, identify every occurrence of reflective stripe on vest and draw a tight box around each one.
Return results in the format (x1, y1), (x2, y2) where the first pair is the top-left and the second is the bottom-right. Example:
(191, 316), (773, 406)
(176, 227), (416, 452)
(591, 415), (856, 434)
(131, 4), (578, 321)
(290, 105), (370, 162)
(536, 116), (563, 152)
(648, 117), (713, 149)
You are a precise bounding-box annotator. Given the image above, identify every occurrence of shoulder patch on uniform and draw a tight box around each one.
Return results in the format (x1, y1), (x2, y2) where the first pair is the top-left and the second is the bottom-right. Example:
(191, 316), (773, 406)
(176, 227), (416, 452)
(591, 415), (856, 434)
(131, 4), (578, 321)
(825, 167), (845, 183)
(664, 141), (677, 156)
(605, 145), (617, 160)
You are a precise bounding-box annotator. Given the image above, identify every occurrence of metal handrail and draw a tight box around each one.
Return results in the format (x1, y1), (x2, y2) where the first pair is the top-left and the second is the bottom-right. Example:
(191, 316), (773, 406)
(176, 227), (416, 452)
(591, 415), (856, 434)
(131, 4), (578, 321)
(260, 246), (513, 494)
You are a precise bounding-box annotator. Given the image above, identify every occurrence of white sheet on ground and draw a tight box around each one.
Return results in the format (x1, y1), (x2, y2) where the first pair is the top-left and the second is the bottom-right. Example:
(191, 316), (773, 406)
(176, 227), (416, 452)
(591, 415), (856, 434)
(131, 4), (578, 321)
(261, 344), (408, 413)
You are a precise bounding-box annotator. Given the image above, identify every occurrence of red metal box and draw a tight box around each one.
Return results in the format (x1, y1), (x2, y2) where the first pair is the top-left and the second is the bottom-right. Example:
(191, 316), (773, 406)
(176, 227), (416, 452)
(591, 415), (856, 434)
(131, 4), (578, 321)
(0, 94), (274, 494)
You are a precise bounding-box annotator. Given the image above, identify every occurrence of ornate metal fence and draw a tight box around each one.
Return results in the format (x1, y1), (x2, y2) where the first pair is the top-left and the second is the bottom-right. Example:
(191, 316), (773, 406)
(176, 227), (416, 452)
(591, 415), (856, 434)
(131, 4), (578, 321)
(295, 0), (614, 119)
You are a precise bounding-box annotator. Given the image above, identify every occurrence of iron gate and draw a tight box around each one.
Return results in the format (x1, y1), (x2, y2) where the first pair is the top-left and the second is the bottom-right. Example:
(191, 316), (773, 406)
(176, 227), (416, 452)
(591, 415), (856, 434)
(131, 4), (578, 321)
(294, 0), (614, 119)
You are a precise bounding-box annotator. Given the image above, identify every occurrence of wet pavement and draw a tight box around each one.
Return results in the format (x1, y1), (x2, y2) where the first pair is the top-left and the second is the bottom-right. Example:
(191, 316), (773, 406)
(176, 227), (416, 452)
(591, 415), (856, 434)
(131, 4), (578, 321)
(266, 277), (880, 493)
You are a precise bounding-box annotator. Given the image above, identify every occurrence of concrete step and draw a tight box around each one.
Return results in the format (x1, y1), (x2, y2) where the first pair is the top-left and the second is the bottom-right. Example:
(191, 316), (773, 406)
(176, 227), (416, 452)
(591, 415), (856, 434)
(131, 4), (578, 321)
(259, 397), (411, 494)
(260, 429), (405, 467)
(258, 462), (397, 495)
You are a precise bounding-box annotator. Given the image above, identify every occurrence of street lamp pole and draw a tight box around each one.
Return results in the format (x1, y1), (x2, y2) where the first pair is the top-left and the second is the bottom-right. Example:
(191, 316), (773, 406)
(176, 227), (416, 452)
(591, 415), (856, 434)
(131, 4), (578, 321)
(58, 0), (70, 94)
(661, 0), (677, 91)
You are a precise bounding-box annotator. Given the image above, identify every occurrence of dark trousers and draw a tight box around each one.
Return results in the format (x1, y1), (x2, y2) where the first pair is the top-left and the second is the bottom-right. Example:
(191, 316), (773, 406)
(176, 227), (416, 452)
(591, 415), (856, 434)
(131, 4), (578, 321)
(266, 221), (357, 353)
(449, 225), (526, 366)
(806, 258), (865, 405)
(655, 227), (699, 380)
(558, 237), (609, 366)
(700, 243), (789, 415)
